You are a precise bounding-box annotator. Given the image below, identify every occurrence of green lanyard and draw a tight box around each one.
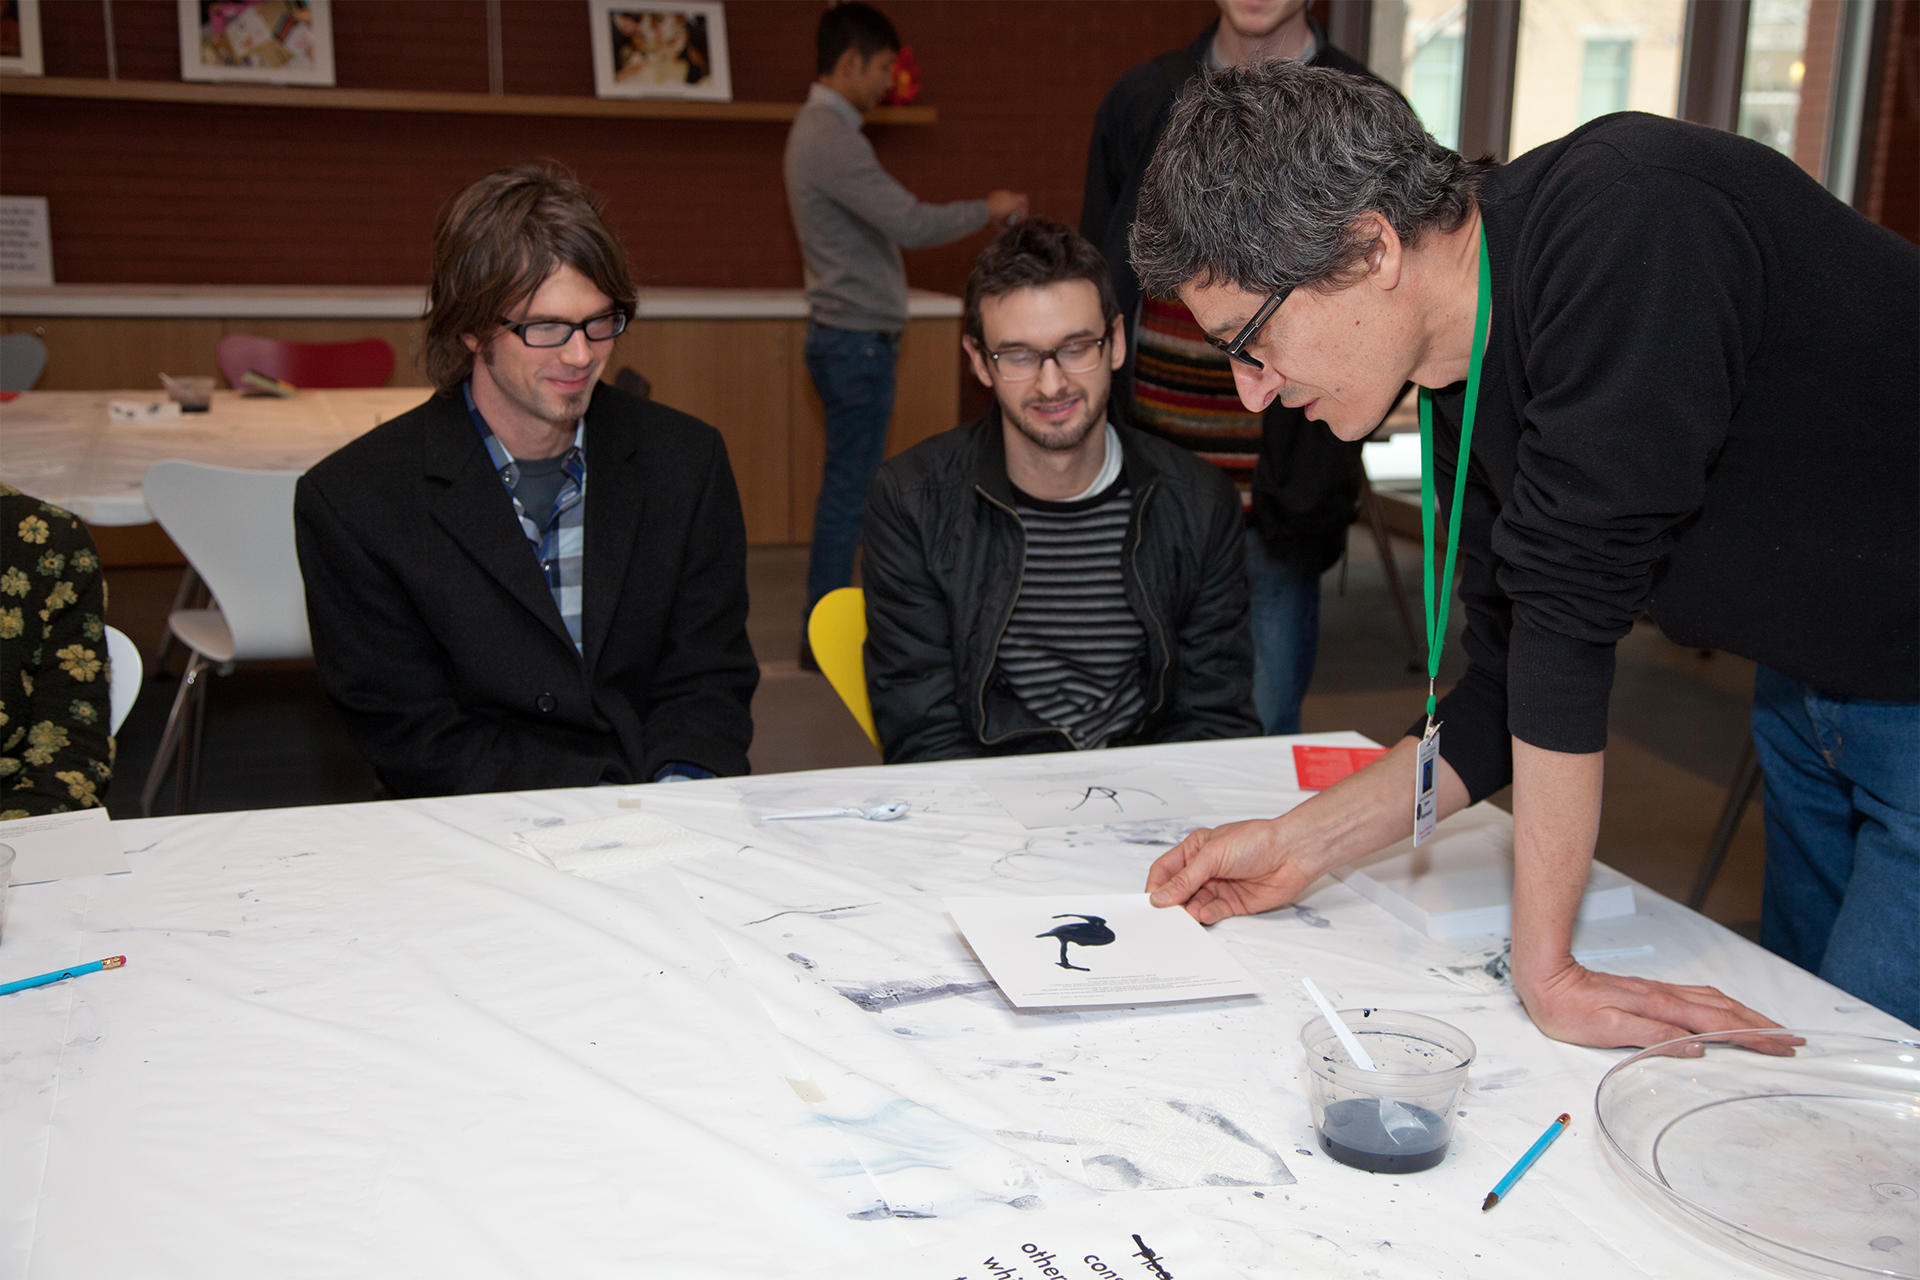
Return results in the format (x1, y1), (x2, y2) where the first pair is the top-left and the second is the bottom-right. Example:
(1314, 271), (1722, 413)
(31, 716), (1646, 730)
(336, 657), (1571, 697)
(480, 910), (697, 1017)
(1416, 223), (1492, 727)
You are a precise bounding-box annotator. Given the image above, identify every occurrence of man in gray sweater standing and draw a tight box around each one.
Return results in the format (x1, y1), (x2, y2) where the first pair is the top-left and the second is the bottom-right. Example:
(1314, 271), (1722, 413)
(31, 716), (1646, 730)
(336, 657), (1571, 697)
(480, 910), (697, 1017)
(784, 1), (1025, 664)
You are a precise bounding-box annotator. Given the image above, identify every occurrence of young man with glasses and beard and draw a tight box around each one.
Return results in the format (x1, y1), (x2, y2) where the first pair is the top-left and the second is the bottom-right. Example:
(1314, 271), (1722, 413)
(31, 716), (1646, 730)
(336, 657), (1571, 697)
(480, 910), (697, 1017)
(294, 165), (756, 797)
(860, 219), (1259, 763)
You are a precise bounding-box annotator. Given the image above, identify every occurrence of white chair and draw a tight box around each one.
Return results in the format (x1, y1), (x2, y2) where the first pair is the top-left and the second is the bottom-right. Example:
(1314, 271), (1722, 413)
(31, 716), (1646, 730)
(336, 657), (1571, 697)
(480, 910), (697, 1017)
(139, 462), (311, 816)
(103, 625), (142, 737)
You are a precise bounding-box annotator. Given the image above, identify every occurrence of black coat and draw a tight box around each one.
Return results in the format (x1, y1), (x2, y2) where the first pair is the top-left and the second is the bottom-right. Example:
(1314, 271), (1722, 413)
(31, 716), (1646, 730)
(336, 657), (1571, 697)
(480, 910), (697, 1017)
(1080, 19), (1375, 573)
(293, 383), (756, 796)
(861, 412), (1260, 762)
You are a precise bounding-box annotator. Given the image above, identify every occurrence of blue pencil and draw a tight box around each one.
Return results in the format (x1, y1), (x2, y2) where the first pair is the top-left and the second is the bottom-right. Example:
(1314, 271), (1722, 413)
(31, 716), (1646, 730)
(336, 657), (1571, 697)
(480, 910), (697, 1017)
(1482, 1112), (1570, 1210)
(0, 955), (126, 997)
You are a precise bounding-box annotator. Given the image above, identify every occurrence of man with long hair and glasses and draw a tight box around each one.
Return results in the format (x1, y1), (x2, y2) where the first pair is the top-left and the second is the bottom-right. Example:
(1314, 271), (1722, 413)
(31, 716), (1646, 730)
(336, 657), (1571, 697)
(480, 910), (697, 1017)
(1134, 62), (1918, 1042)
(860, 219), (1259, 762)
(295, 164), (756, 797)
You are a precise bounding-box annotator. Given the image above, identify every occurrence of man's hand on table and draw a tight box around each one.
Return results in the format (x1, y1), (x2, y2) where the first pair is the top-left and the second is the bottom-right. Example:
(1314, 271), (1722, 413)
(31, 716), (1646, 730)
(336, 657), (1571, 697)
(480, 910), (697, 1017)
(1514, 954), (1796, 1054)
(1146, 818), (1328, 923)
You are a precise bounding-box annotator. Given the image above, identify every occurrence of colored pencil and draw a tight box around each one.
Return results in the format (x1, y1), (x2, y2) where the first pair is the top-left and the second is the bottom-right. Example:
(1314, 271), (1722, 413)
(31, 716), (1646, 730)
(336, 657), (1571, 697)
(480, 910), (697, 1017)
(0, 955), (126, 997)
(1482, 1112), (1570, 1210)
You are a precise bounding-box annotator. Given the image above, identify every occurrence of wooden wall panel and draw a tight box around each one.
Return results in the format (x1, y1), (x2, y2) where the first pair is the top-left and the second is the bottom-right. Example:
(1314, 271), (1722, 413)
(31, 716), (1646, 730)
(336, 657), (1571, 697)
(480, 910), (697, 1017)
(8, 317), (225, 389)
(621, 318), (793, 546)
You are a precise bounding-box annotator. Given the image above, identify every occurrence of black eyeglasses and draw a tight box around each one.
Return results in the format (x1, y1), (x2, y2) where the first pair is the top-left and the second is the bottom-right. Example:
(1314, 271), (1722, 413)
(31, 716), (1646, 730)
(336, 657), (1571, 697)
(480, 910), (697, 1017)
(498, 310), (630, 348)
(985, 336), (1109, 382)
(1203, 289), (1288, 370)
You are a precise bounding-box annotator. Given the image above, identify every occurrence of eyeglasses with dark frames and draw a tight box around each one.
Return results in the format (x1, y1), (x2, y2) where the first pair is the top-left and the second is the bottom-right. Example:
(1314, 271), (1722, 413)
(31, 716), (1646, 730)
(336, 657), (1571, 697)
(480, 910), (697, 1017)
(498, 310), (630, 348)
(1203, 288), (1288, 370)
(984, 336), (1109, 382)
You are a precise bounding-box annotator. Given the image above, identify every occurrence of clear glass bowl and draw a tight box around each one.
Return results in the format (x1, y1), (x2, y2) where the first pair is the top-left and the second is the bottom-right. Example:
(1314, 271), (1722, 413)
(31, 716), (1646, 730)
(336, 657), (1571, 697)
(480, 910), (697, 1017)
(1595, 1029), (1920, 1279)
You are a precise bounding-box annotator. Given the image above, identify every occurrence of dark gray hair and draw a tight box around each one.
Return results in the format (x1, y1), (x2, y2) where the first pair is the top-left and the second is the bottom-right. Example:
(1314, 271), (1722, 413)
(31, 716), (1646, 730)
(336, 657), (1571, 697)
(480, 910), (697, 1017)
(1130, 60), (1487, 300)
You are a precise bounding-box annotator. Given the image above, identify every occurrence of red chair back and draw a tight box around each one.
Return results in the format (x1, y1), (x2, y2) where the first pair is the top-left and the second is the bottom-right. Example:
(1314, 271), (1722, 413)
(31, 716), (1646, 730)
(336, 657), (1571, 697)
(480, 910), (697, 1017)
(216, 335), (395, 390)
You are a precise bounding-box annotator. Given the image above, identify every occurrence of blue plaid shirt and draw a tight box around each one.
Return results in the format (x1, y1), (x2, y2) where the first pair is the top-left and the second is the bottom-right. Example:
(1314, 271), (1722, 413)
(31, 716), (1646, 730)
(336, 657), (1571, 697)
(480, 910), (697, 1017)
(464, 384), (587, 651)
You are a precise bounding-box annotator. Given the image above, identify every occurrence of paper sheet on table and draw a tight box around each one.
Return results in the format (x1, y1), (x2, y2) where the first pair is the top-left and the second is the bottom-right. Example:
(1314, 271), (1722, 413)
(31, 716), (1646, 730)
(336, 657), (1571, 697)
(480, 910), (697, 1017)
(972, 765), (1211, 829)
(793, 1198), (1245, 1280)
(948, 893), (1261, 1009)
(1338, 805), (1636, 940)
(1, 808), (129, 885)
(514, 811), (740, 878)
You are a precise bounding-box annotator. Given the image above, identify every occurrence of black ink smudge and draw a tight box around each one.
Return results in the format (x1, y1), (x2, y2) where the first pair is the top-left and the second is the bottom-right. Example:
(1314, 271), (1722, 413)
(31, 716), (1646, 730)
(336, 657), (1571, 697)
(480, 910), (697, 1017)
(745, 902), (877, 926)
(834, 979), (997, 1012)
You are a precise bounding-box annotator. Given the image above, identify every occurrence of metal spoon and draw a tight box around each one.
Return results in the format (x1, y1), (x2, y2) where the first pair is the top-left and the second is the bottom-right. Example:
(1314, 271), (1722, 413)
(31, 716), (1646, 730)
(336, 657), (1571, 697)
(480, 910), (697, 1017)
(762, 803), (910, 822)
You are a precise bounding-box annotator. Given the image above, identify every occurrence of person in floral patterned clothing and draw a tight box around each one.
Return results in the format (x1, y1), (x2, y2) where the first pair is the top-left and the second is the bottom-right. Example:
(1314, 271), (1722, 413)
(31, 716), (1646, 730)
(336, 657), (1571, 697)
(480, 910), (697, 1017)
(1, 484), (112, 818)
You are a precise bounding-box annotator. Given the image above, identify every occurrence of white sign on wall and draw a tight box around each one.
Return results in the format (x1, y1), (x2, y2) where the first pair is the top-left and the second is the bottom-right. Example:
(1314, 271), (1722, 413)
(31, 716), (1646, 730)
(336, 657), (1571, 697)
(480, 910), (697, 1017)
(0, 196), (54, 287)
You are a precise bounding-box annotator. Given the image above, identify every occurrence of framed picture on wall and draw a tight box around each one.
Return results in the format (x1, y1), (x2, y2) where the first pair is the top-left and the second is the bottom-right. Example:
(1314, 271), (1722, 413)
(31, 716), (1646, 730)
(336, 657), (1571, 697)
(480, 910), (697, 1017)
(589, 1), (732, 102)
(0, 0), (45, 77)
(178, 0), (336, 86)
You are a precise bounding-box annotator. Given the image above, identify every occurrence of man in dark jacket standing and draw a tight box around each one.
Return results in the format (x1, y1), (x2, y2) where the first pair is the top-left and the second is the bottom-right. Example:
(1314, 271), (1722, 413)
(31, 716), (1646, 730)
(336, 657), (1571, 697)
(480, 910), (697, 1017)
(1082, 0), (1381, 735)
(861, 220), (1258, 763)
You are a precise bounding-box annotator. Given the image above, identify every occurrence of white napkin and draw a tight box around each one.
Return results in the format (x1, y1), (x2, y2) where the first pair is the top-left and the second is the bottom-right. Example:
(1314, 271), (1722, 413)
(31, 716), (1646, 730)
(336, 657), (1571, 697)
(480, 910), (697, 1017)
(515, 811), (740, 879)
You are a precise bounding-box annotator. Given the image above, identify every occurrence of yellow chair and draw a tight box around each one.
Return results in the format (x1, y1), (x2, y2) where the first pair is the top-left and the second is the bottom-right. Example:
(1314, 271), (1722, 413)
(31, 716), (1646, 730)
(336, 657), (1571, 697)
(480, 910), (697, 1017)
(807, 587), (879, 750)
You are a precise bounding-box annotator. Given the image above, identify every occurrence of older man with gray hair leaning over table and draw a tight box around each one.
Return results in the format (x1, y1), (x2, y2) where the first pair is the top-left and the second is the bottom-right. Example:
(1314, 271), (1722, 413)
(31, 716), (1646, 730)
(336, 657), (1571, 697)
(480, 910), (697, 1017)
(1132, 61), (1919, 1046)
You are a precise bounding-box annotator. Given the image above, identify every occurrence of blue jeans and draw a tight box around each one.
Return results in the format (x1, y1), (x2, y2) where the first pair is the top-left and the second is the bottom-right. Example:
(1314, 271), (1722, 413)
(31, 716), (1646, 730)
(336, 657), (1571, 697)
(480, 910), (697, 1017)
(804, 324), (899, 613)
(1750, 665), (1919, 1025)
(1245, 528), (1321, 735)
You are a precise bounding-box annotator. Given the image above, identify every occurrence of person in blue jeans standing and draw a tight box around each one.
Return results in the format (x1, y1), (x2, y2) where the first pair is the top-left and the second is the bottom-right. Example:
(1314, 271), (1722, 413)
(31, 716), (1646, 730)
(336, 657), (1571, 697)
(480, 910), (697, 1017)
(1751, 669), (1919, 1027)
(783, 2), (1025, 660)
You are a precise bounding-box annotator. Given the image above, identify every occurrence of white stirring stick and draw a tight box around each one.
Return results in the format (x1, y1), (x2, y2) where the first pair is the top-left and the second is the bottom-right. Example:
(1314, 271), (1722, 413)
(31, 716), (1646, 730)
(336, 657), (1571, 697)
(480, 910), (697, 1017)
(1301, 977), (1377, 1068)
(1300, 977), (1424, 1143)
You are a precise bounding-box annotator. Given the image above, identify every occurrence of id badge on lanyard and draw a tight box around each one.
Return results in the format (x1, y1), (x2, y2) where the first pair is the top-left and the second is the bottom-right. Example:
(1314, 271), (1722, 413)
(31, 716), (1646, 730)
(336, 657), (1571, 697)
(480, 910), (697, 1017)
(1413, 223), (1491, 845)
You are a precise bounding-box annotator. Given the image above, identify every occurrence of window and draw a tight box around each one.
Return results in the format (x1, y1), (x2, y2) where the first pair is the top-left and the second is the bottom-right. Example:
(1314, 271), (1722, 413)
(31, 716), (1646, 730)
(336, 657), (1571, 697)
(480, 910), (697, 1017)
(1510, 3), (1686, 157)
(1371, 2), (1468, 150)
(1580, 38), (1634, 122)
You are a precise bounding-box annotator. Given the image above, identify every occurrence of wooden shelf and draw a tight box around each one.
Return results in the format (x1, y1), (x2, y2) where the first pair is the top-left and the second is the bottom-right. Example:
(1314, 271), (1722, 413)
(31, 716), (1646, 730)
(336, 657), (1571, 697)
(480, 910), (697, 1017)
(0, 76), (936, 124)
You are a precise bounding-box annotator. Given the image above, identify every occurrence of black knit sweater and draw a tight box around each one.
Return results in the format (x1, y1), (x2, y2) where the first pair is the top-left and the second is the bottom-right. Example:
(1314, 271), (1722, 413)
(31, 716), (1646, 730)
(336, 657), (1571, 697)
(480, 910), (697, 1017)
(1422, 113), (1919, 801)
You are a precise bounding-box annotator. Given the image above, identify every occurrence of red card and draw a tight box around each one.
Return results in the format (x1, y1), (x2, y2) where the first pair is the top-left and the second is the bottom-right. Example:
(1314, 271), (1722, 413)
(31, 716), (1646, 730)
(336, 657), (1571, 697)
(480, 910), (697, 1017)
(1292, 744), (1388, 790)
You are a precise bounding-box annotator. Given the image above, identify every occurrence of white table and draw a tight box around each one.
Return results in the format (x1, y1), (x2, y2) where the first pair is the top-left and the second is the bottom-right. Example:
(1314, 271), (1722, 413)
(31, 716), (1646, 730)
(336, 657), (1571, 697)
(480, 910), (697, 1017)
(3, 735), (1910, 1278)
(0, 388), (425, 525)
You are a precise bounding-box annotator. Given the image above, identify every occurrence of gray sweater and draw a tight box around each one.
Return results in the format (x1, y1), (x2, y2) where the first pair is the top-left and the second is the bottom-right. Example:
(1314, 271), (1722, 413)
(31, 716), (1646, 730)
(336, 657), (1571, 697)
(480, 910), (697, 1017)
(783, 83), (989, 332)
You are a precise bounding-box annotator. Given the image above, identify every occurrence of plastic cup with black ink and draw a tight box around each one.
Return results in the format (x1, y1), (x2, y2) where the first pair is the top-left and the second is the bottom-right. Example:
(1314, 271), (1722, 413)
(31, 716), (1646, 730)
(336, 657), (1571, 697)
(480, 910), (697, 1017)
(1302, 1008), (1475, 1173)
(161, 374), (214, 412)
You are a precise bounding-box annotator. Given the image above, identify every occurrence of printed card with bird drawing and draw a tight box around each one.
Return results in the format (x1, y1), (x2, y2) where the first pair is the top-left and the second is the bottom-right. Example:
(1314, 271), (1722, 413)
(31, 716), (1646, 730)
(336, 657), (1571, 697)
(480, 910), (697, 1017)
(946, 894), (1263, 1010)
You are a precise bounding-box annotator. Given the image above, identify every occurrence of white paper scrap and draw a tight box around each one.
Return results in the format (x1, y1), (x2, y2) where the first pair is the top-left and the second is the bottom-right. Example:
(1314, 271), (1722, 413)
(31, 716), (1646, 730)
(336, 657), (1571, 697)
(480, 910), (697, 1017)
(973, 766), (1211, 830)
(947, 893), (1261, 1009)
(515, 811), (739, 878)
(1, 808), (130, 885)
(1337, 805), (1635, 941)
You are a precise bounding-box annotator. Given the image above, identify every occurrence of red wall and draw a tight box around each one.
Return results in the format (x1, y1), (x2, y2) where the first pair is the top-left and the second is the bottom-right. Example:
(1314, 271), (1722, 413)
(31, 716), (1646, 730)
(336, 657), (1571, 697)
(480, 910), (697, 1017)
(3, 0), (1219, 294)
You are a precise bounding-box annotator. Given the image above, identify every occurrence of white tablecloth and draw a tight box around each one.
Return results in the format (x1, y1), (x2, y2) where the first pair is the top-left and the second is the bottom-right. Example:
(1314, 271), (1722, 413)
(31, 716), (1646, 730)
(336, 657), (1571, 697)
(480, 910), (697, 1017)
(2, 735), (1910, 1278)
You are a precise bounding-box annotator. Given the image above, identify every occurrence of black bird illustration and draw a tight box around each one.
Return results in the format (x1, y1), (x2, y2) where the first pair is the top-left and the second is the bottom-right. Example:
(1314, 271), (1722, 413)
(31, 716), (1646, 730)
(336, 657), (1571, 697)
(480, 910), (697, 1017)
(1036, 913), (1116, 971)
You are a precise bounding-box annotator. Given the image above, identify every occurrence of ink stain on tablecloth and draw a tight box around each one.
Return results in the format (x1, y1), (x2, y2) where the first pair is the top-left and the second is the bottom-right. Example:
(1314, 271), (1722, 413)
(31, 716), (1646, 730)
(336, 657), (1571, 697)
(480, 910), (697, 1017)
(835, 978), (998, 1011)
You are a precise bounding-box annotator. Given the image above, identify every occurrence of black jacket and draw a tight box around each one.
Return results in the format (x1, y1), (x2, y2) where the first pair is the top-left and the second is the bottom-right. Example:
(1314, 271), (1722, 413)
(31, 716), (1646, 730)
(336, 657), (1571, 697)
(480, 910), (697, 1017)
(294, 383), (757, 796)
(861, 412), (1260, 762)
(1080, 18), (1374, 573)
